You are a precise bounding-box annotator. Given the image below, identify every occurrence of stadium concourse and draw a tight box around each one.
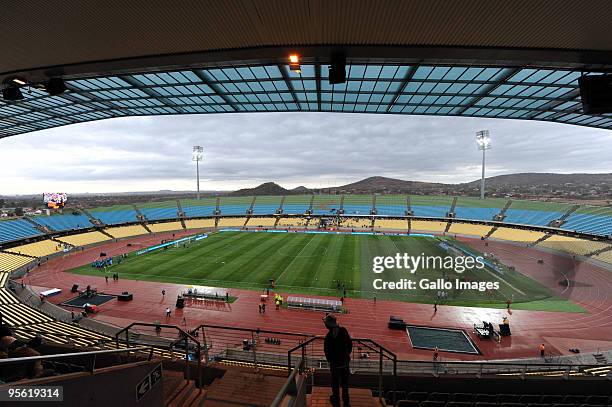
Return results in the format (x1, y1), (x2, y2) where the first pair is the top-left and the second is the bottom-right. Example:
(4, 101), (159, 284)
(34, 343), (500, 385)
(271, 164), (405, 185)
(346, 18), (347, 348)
(7, 218), (612, 362)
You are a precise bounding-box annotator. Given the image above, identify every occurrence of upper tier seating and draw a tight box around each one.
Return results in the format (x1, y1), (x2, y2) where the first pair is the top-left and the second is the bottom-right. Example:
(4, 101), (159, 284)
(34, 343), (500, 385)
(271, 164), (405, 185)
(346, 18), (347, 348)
(219, 197), (253, 215)
(376, 195), (407, 217)
(561, 206), (612, 236)
(251, 196), (282, 215)
(342, 195), (373, 216)
(148, 221), (184, 233)
(32, 213), (92, 231)
(503, 209), (563, 226)
(56, 231), (111, 247)
(282, 196), (311, 215)
(312, 196), (341, 215)
(184, 219), (216, 229)
(0, 219), (43, 243)
(104, 225), (149, 238)
(180, 198), (217, 217)
(90, 205), (138, 225)
(411, 196), (453, 218)
(137, 201), (179, 220)
(7, 240), (69, 258)
(453, 198), (507, 222)
(503, 201), (571, 227)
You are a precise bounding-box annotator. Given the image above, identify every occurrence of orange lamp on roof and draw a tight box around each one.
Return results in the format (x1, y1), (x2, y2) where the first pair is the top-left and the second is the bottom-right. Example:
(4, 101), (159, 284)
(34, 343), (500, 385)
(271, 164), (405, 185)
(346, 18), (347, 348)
(288, 54), (301, 73)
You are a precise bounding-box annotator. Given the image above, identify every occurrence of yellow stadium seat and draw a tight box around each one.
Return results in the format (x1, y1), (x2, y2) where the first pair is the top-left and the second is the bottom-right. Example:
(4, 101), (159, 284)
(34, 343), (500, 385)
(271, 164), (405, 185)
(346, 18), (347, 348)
(0, 251), (34, 271)
(246, 217), (277, 227)
(184, 219), (216, 229)
(374, 219), (408, 231)
(593, 249), (612, 264)
(0, 287), (19, 304)
(104, 225), (149, 238)
(490, 227), (545, 243)
(148, 221), (184, 233)
(56, 231), (110, 247)
(0, 303), (53, 326)
(277, 217), (309, 228)
(218, 217), (247, 227)
(341, 217), (372, 229)
(539, 235), (611, 256)
(448, 223), (494, 237)
(410, 220), (448, 233)
(7, 240), (68, 258)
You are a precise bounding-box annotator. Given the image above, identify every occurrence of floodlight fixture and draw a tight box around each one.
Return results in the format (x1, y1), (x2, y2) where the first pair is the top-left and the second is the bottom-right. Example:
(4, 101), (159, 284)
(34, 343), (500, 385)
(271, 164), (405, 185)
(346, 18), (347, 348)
(475, 130), (492, 199)
(192, 146), (204, 199)
(288, 54), (301, 73)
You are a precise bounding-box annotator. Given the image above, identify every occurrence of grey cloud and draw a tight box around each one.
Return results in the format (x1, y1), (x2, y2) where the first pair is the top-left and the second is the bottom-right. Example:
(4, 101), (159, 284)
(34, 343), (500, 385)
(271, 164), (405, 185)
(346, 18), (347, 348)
(1, 112), (611, 194)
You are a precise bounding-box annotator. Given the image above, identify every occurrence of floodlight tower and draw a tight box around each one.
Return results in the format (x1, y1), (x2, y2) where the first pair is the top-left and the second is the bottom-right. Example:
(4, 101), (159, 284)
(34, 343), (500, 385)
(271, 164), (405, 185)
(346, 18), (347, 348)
(192, 146), (204, 200)
(475, 130), (491, 200)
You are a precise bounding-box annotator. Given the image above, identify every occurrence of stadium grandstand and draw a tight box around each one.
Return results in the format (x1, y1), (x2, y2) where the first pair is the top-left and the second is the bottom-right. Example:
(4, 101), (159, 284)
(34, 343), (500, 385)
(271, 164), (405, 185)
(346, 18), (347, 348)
(0, 1), (611, 406)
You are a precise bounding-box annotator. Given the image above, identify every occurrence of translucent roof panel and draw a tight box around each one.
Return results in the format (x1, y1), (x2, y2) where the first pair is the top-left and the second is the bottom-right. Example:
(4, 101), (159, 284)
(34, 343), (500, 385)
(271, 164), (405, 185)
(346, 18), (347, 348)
(1, 63), (611, 138)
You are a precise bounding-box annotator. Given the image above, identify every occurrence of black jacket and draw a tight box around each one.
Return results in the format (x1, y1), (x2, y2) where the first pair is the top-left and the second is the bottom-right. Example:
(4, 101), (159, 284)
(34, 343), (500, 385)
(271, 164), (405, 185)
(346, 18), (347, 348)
(324, 326), (352, 367)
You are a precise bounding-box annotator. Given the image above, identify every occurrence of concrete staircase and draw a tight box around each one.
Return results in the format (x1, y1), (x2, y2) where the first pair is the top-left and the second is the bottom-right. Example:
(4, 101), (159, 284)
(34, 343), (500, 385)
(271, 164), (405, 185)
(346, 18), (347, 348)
(163, 370), (207, 407)
(308, 386), (382, 407)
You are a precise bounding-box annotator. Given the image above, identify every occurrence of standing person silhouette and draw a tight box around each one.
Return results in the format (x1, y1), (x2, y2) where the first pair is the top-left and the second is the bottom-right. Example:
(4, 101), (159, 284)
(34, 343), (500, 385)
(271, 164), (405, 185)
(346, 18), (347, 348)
(323, 314), (352, 407)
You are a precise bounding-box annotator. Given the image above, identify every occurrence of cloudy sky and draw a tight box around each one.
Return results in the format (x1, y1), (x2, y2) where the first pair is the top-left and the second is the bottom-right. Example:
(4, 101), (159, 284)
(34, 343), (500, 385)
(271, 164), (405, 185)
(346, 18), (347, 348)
(1, 113), (611, 195)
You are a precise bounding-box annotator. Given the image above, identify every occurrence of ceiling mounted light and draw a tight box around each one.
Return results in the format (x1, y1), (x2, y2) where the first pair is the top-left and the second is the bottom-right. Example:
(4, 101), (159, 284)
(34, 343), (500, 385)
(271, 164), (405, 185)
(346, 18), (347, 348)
(288, 54), (301, 73)
(2, 86), (24, 101)
(44, 78), (67, 96)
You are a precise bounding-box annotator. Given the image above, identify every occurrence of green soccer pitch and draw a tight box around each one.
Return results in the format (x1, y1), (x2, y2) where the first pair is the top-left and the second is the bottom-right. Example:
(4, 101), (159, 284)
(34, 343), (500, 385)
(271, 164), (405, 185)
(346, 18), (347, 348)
(67, 231), (584, 312)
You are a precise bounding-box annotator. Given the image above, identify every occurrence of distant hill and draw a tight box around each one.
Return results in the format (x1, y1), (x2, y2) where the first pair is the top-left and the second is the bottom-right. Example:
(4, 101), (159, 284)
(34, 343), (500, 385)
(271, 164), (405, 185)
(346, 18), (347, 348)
(463, 173), (612, 187)
(334, 176), (444, 193)
(230, 182), (292, 196)
(292, 186), (310, 193)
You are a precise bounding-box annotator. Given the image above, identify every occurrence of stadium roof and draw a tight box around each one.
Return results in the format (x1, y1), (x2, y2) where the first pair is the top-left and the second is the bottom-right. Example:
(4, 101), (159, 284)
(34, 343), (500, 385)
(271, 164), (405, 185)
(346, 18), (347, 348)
(1, 0), (612, 137)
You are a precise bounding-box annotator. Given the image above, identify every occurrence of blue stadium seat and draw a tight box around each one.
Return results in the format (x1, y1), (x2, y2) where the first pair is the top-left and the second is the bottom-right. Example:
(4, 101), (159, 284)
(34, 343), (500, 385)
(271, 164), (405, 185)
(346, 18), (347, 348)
(376, 205), (407, 216)
(0, 219), (43, 243)
(282, 204), (309, 214)
(251, 204), (279, 215)
(411, 205), (448, 218)
(139, 207), (178, 221)
(183, 205), (216, 217)
(561, 213), (612, 236)
(218, 204), (249, 215)
(503, 209), (562, 226)
(90, 210), (138, 225)
(454, 207), (499, 221)
(343, 204), (373, 215)
(32, 214), (92, 231)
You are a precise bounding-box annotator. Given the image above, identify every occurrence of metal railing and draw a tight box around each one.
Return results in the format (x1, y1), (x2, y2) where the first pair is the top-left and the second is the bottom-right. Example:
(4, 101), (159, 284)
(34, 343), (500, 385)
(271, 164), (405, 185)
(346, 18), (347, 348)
(114, 322), (203, 387)
(0, 346), (154, 380)
(271, 357), (308, 407)
(288, 336), (398, 406)
(191, 323), (313, 370)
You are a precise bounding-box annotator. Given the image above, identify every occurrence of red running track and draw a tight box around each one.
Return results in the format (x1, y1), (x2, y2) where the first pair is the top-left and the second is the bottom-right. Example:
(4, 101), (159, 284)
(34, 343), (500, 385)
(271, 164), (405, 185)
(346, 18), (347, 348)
(18, 231), (612, 361)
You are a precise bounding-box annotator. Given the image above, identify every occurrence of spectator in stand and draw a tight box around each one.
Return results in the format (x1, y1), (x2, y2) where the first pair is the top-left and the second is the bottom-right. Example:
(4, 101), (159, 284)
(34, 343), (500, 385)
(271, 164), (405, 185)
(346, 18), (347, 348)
(323, 314), (352, 407)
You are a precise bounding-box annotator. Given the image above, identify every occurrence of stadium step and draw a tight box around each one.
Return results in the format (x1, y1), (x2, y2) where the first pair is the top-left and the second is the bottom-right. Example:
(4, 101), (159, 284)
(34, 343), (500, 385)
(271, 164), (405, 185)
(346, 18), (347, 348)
(203, 369), (286, 406)
(164, 370), (207, 407)
(308, 386), (382, 407)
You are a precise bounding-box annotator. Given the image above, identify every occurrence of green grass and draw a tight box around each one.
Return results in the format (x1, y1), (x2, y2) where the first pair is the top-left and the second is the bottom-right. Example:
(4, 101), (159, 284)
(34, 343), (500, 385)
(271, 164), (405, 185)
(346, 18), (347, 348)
(67, 231), (584, 312)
